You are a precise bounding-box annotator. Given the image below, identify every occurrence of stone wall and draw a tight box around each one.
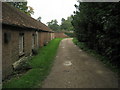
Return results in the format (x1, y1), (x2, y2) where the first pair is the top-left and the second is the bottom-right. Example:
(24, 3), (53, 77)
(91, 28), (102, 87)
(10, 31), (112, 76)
(2, 26), (38, 79)
(55, 32), (68, 38)
(2, 26), (19, 79)
(2, 26), (68, 79)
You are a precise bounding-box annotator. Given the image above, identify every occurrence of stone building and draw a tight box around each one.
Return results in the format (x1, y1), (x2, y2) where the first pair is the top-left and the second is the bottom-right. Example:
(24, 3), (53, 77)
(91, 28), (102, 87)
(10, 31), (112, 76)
(2, 3), (55, 79)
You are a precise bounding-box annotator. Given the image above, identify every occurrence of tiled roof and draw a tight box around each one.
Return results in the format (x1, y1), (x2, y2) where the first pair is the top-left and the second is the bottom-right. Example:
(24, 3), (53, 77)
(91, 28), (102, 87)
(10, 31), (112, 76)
(2, 3), (53, 32)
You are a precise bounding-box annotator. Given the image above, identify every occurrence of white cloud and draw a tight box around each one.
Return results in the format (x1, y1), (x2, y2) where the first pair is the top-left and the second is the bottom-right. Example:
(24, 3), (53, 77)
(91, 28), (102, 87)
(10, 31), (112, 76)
(27, 0), (77, 25)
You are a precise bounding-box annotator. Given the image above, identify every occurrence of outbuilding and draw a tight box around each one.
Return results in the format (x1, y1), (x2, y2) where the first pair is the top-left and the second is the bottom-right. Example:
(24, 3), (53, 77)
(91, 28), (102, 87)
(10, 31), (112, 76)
(2, 3), (54, 79)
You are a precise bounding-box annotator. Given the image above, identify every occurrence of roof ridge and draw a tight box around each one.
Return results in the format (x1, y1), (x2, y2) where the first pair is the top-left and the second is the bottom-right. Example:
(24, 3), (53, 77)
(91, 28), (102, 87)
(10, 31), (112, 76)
(2, 2), (53, 32)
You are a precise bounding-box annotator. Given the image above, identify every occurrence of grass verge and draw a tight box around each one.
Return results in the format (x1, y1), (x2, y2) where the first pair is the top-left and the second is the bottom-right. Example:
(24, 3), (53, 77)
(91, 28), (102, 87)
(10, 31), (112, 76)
(73, 38), (119, 73)
(3, 38), (63, 88)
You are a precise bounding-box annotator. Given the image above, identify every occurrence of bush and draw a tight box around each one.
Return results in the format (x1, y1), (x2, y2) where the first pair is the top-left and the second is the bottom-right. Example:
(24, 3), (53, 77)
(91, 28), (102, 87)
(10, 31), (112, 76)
(32, 49), (38, 55)
(72, 2), (120, 70)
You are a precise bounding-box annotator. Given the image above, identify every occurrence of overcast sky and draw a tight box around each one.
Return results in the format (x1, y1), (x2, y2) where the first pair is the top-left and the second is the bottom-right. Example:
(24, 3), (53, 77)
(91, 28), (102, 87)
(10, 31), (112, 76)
(27, 0), (78, 25)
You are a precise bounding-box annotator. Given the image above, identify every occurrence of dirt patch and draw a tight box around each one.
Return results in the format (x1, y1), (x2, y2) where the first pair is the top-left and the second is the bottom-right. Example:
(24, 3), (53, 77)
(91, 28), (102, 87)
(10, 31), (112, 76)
(42, 38), (118, 88)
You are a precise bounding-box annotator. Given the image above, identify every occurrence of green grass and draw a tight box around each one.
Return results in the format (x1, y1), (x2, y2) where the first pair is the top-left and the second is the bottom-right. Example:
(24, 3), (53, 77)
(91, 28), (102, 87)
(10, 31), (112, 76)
(73, 38), (119, 73)
(3, 38), (63, 88)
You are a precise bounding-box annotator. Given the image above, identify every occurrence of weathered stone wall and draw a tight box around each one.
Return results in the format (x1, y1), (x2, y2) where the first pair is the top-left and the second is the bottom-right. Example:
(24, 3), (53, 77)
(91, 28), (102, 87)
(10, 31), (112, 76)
(55, 32), (68, 38)
(24, 31), (31, 56)
(2, 26), (38, 79)
(38, 32), (44, 47)
(43, 32), (48, 45)
(2, 26), (67, 80)
(2, 27), (19, 79)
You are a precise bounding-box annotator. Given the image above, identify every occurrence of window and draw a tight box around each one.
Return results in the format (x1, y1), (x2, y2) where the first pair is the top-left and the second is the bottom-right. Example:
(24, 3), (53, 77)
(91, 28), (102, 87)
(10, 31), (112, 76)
(4, 32), (11, 44)
(19, 33), (24, 56)
(36, 31), (39, 47)
(32, 34), (35, 49)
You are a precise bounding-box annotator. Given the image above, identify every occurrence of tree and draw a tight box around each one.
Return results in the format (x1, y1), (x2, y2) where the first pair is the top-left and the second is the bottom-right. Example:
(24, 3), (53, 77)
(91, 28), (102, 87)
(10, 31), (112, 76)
(72, 2), (120, 69)
(27, 6), (34, 16)
(60, 16), (74, 31)
(47, 19), (60, 31)
(7, 2), (34, 16)
(37, 17), (42, 22)
(61, 18), (65, 23)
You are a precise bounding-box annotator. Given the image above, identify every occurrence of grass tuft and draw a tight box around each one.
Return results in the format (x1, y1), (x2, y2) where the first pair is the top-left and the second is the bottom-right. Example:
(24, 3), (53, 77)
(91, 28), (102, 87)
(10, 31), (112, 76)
(3, 38), (63, 88)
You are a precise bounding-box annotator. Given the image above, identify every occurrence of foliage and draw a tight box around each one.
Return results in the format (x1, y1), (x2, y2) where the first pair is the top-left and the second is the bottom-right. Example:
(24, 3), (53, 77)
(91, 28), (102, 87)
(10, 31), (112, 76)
(47, 16), (74, 32)
(47, 19), (60, 31)
(7, 2), (34, 16)
(3, 38), (62, 88)
(72, 2), (120, 70)
(64, 32), (74, 37)
(37, 16), (42, 22)
(27, 6), (34, 16)
(73, 38), (119, 73)
(61, 16), (74, 31)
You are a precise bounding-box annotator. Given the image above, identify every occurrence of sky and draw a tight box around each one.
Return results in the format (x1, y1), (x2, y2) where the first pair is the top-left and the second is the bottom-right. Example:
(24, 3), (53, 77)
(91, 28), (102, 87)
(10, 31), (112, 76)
(27, 0), (78, 25)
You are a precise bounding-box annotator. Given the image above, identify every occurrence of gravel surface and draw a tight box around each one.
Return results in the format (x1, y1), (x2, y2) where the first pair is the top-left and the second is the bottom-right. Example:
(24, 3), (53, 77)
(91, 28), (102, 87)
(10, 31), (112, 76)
(42, 38), (118, 88)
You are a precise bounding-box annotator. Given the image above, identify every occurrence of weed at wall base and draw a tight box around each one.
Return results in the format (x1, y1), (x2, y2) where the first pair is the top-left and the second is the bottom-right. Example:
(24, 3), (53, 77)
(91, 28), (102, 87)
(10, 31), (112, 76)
(3, 38), (63, 88)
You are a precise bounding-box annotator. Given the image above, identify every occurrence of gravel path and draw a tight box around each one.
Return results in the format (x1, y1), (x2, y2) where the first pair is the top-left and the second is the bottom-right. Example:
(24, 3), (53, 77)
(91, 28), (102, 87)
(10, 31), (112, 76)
(42, 38), (118, 88)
